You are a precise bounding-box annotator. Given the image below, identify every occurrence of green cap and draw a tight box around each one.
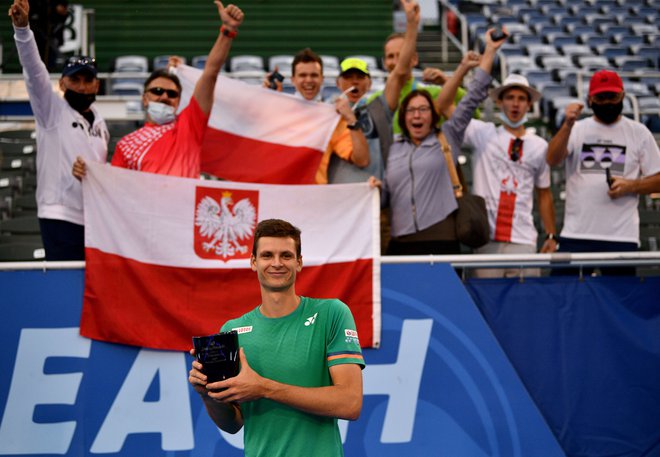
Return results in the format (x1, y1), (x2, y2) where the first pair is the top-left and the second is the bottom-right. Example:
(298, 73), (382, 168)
(339, 58), (370, 76)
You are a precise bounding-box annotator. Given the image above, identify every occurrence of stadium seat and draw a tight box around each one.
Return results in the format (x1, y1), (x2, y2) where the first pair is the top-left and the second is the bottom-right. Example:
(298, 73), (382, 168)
(0, 142), (35, 156)
(520, 69), (555, 91)
(616, 35), (647, 47)
(631, 45), (659, 68)
(268, 55), (295, 77)
(504, 55), (537, 74)
(114, 55), (149, 73)
(597, 45), (630, 63)
(582, 36), (612, 50)
(152, 55), (170, 70)
(0, 216), (40, 235)
(320, 55), (340, 78)
(230, 55), (264, 73)
(0, 242), (45, 261)
(110, 81), (143, 96)
(559, 44), (592, 60)
(575, 55), (610, 70)
(551, 36), (580, 48)
(526, 44), (559, 63)
(321, 86), (341, 101)
(191, 55), (208, 69)
(625, 81), (653, 97)
(631, 24), (659, 36)
(539, 55), (574, 71)
(614, 56), (651, 72)
(0, 129), (36, 141)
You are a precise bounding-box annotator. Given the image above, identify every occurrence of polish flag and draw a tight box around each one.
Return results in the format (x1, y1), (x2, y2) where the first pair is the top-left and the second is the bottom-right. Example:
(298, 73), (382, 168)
(175, 65), (339, 184)
(80, 162), (380, 351)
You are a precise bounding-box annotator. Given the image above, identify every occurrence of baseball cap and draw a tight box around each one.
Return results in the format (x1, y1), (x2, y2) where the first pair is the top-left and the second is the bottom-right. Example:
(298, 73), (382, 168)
(339, 58), (370, 77)
(588, 69), (624, 97)
(62, 56), (98, 78)
(490, 73), (541, 103)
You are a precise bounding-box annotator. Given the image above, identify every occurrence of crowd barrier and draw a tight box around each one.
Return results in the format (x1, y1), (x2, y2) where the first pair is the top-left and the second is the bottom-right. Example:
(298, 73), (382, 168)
(1, 262), (658, 456)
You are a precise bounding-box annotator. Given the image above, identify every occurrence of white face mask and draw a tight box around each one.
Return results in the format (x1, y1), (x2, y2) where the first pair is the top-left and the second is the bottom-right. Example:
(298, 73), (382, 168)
(498, 112), (528, 129)
(146, 101), (176, 125)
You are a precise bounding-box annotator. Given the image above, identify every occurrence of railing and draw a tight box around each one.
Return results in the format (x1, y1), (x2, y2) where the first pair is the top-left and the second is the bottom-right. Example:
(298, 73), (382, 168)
(2, 252), (659, 278)
(438, 0), (468, 63)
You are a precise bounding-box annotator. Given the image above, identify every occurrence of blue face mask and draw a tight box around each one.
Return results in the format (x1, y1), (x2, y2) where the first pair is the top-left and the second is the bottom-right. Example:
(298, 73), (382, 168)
(146, 101), (176, 125)
(498, 112), (528, 129)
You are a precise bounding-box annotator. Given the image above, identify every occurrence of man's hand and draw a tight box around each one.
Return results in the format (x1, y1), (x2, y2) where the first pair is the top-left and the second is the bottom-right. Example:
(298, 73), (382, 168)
(207, 348), (265, 404)
(458, 50), (481, 72)
(72, 156), (87, 181)
(563, 103), (584, 129)
(262, 66), (283, 92)
(8, 0), (29, 27)
(484, 27), (508, 53)
(368, 176), (382, 190)
(216, 1), (244, 32)
(422, 67), (448, 85)
(167, 55), (184, 69)
(540, 238), (558, 253)
(335, 97), (358, 125)
(188, 349), (212, 397)
(608, 176), (636, 199)
(401, 0), (420, 26)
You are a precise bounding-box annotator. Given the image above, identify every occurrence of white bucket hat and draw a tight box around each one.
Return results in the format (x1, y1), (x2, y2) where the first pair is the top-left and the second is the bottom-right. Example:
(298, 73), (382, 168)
(490, 74), (542, 103)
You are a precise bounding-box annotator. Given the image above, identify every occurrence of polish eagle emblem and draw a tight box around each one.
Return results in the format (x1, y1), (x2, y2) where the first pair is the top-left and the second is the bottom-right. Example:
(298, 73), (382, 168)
(194, 191), (257, 259)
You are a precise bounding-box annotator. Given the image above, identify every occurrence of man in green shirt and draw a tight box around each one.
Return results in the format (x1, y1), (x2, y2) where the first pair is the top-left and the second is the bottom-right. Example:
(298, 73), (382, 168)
(188, 219), (364, 457)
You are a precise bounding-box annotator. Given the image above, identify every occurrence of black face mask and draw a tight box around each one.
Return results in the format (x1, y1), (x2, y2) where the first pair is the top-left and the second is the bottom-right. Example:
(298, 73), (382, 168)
(64, 89), (96, 113)
(591, 101), (623, 125)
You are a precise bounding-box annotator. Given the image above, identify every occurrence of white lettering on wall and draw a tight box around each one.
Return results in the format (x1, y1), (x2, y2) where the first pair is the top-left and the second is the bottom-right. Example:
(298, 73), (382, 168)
(91, 349), (193, 453)
(0, 328), (91, 455)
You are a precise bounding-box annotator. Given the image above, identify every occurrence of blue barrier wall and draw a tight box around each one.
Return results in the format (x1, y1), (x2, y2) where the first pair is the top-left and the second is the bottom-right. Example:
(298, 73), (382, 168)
(1, 264), (658, 456)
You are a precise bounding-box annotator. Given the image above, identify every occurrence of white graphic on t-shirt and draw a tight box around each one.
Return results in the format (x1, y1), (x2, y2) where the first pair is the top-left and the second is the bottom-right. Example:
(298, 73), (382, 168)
(195, 192), (257, 258)
(116, 123), (176, 170)
(579, 143), (626, 175)
(304, 313), (318, 326)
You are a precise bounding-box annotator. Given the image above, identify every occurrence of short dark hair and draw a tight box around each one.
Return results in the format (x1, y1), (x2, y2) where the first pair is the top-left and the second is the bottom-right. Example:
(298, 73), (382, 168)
(143, 69), (182, 94)
(292, 48), (323, 76)
(252, 219), (302, 258)
(397, 89), (440, 139)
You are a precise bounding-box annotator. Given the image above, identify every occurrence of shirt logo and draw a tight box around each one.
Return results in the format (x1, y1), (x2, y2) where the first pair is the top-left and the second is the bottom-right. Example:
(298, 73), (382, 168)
(194, 187), (258, 261)
(304, 313), (318, 327)
(232, 326), (253, 334)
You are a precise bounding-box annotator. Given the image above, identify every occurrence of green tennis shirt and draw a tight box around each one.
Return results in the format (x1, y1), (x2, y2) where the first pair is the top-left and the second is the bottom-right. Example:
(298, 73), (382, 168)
(221, 296), (365, 457)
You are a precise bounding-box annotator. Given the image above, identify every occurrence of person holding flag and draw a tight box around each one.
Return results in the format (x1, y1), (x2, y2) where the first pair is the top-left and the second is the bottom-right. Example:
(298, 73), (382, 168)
(73, 1), (244, 180)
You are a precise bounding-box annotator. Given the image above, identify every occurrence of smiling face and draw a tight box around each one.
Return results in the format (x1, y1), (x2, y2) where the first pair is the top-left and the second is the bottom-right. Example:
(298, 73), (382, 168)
(383, 35), (418, 75)
(251, 236), (302, 293)
(142, 76), (181, 111)
(497, 87), (532, 125)
(291, 61), (323, 101)
(404, 95), (434, 144)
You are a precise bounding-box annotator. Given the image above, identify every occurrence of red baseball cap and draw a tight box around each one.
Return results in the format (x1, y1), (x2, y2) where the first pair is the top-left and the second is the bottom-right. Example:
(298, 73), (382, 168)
(589, 70), (624, 97)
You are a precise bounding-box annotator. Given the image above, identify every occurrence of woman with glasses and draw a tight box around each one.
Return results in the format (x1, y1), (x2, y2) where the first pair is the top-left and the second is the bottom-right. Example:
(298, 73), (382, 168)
(371, 30), (506, 256)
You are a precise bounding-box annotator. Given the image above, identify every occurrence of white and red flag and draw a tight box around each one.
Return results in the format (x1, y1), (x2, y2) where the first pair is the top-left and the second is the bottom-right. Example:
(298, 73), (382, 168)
(80, 162), (380, 351)
(175, 65), (339, 184)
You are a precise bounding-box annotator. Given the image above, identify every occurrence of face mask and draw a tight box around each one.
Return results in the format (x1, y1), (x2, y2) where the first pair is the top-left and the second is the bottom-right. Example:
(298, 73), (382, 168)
(64, 89), (96, 113)
(146, 101), (176, 125)
(498, 112), (528, 129)
(591, 101), (623, 125)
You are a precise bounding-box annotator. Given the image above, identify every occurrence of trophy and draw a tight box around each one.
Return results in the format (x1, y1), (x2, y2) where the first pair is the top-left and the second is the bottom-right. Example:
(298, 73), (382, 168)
(192, 331), (240, 383)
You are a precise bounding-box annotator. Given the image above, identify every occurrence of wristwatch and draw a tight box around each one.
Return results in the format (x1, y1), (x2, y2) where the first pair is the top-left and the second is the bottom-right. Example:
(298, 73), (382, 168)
(347, 121), (361, 131)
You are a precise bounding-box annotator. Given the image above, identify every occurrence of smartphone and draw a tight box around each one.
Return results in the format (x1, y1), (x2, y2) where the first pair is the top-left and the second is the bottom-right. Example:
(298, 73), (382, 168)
(268, 71), (284, 89)
(490, 24), (508, 42)
(605, 167), (613, 189)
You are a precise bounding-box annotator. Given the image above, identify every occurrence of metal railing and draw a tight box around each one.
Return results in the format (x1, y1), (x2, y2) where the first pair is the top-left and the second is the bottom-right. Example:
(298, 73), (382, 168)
(438, 0), (468, 63)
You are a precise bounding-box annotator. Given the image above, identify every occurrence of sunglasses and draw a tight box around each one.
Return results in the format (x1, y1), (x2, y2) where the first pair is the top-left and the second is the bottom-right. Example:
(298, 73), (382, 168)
(509, 138), (523, 162)
(146, 87), (180, 99)
(65, 56), (96, 68)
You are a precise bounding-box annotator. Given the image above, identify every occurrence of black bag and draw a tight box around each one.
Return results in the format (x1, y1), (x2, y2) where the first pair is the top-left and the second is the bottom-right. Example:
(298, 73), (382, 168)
(438, 132), (489, 248)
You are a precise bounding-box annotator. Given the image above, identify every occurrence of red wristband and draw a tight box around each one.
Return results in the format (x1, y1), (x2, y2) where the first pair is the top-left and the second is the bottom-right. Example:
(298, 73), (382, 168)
(220, 25), (237, 38)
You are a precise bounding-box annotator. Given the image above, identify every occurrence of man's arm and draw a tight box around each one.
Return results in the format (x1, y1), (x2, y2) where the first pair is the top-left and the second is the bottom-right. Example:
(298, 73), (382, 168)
(383, 0), (420, 112)
(9, 0), (57, 126)
(536, 187), (558, 253)
(189, 349), (244, 433)
(193, 1), (244, 115)
(608, 172), (660, 198)
(208, 348), (363, 421)
(547, 103), (583, 166)
(335, 97), (369, 167)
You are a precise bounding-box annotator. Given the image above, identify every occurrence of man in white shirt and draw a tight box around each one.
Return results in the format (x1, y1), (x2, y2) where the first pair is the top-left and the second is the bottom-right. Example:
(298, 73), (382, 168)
(547, 69), (660, 275)
(10, 0), (108, 260)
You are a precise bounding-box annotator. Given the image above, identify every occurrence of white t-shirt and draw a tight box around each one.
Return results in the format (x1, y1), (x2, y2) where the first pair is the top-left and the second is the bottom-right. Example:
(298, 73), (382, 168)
(562, 116), (660, 244)
(464, 121), (550, 246)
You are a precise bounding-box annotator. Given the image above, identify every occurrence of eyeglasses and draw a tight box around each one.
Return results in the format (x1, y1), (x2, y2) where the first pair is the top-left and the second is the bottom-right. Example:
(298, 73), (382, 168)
(64, 56), (96, 68)
(405, 106), (432, 115)
(509, 138), (523, 162)
(146, 87), (180, 99)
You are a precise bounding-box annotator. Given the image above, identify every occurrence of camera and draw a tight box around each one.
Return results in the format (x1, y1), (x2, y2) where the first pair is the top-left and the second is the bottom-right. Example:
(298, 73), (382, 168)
(268, 71), (284, 90)
(490, 24), (508, 42)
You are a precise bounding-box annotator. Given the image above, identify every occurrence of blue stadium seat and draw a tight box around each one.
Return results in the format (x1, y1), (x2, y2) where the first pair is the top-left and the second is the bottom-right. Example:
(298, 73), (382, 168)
(520, 69), (555, 91)
(191, 55), (208, 69)
(553, 36), (580, 47)
(616, 35), (647, 47)
(566, 24), (597, 37)
(114, 55), (148, 73)
(615, 56), (652, 72)
(554, 15), (583, 28)
(596, 45), (630, 62)
(268, 55), (295, 77)
(598, 25), (630, 39)
(540, 82), (573, 120)
(504, 55), (537, 74)
(582, 35), (612, 50)
(539, 55), (574, 71)
(511, 34), (544, 46)
(526, 44), (559, 63)
(631, 45), (659, 68)
(230, 55), (264, 72)
(533, 24), (564, 35)
(625, 81), (653, 97)
(575, 55), (610, 70)
(559, 44), (592, 59)
(631, 24), (658, 36)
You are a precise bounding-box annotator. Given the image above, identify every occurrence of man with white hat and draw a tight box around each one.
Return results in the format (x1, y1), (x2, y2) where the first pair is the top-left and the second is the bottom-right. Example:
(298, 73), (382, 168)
(443, 70), (558, 277)
(547, 69), (660, 275)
